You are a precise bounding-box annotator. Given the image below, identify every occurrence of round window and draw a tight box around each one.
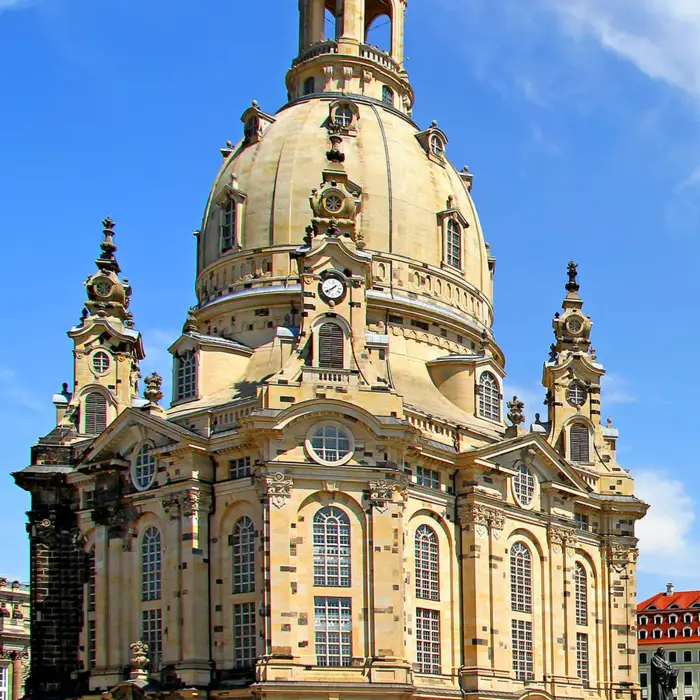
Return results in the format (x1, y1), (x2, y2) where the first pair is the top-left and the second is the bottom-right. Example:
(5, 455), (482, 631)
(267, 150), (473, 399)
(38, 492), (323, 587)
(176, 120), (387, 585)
(334, 106), (353, 128)
(567, 381), (587, 407)
(513, 463), (536, 507)
(92, 351), (110, 374)
(566, 316), (583, 334)
(306, 423), (355, 466)
(324, 193), (344, 214)
(131, 443), (157, 491)
(94, 279), (113, 297)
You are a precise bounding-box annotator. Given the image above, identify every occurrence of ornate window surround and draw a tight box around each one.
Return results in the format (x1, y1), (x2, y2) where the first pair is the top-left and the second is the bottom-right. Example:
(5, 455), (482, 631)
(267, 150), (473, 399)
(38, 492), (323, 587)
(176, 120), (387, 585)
(511, 463), (537, 510)
(437, 206), (469, 273)
(476, 370), (502, 423)
(305, 421), (355, 467)
(131, 441), (158, 492)
(214, 180), (247, 254)
(328, 98), (360, 135)
(415, 123), (449, 165)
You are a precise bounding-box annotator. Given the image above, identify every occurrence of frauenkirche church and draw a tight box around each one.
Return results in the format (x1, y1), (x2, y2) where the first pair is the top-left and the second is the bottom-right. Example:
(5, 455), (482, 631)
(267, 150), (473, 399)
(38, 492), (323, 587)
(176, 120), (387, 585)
(14, 2), (648, 700)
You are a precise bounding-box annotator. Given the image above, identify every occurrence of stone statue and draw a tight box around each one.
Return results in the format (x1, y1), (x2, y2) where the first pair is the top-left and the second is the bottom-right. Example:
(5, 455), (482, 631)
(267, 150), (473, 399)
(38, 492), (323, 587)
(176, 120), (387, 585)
(651, 647), (678, 700)
(507, 396), (526, 426)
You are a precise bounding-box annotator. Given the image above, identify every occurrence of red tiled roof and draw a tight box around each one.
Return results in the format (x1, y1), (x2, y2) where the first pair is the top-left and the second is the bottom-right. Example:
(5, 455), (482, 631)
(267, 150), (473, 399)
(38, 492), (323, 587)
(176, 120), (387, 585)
(638, 590), (700, 646)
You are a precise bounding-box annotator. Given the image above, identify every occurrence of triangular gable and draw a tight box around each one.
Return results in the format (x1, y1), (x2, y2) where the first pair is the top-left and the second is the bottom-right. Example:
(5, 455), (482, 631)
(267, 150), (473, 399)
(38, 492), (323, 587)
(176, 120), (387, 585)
(80, 407), (206, 467)
(466, 431), (591, 495)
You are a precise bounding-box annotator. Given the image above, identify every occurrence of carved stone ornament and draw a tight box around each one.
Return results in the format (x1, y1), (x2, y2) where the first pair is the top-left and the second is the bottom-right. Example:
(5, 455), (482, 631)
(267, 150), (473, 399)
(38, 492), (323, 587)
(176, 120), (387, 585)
(607, 540), (639, 571)
(162, 490), (212, 519)
(143, 372), (163, 404)
(32, 517), (55, 542)
(507, 396), (526, 426)
(254, 470), (293, 509)
(548, 525), (578, 556)
(368, 478), (408, 512)
(129, 640), (150, 681)
(458, 503), (505, 538)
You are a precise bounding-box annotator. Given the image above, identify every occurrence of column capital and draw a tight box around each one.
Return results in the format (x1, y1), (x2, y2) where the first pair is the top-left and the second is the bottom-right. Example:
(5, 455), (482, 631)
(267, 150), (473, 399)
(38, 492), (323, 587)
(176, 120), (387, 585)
(368, 476), (408, 512)
(255, 470), (293, 509)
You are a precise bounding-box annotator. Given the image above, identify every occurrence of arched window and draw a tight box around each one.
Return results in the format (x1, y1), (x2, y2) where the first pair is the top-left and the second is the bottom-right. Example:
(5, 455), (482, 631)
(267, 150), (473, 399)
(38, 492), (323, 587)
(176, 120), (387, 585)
(683, 627), (692, 638)
(446, 220), (462, 269)
(141, 527), (161, 601)
(231, 517), (256, 594)
(415, 525), (439, 601)
(684, 613), (693, 623)
(84, 392), (107, 434)
(365, 12), (392, 52)
(575, 563), (587, 625)
(652, 628), (662, 639)
(478, 372), (500, 421)
(220, 199), (237, 252)
(303, 77), (316, 96)
(668, 628), (677, 638)
(639, 616), (648, 625)
(318, 322), (344, 369)
(333, 105), (354, 128)
(510, 542), (532, 613)
(669, 614), (678, 623)
(313, 507), (351, 587)
(654, 615), (663, 625)
(569, 423), (590, 463)
(176, 350), (197, 400)
(382, 85), (394, 107)
(639, 630), (648, 640)
(430, 134), (445, 158)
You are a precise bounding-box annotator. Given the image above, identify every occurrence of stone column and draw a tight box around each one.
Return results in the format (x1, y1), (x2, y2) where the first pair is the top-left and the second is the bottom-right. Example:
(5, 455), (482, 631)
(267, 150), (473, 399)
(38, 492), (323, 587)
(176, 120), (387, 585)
(10, 652), (24, 700)
(546, 525), (569, 687)
(366, 479), (411, 685)
(162, 493), (183, 666)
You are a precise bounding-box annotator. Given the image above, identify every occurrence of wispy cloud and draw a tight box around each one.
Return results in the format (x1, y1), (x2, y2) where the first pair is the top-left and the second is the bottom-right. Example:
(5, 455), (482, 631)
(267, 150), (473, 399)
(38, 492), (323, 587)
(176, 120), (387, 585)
(601, 372), (635, 405)
(0, 366), (44, 412)
(635, 468), (697, 577)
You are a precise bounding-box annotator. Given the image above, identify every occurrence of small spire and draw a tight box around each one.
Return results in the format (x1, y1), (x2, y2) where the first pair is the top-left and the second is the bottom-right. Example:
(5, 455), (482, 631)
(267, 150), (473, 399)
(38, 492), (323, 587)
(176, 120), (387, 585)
(96, 217), (121, 274)
(565, 260), (580, 293)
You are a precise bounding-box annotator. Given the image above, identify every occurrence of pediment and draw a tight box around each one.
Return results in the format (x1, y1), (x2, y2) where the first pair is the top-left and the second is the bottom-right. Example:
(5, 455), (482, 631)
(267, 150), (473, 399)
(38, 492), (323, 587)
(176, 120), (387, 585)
(79, 407), (206, 468)
(468, 432), (591, 496)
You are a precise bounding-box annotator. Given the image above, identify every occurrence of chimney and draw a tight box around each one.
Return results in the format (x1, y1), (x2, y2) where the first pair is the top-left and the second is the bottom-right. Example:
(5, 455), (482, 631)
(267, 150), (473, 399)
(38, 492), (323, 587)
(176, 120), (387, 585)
(666, 583), (675, 596)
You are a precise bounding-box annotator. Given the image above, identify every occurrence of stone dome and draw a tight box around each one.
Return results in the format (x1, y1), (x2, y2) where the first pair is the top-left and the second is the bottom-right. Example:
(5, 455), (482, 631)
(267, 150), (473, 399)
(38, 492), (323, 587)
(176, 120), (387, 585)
(196, 95), (495, 334)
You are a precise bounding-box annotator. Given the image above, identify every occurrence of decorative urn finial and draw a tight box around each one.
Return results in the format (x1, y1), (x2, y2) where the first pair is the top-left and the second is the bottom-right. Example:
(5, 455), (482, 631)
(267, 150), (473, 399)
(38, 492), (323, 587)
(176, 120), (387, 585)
(565, 260), (580, 293)
(129, 640), (150, 681)
(326, 121), (345, 163)
(97, 217), (121, 273)
(507, 396), (526, 426)
(143, 373), (163, 405)
(183, 308), (198, 334)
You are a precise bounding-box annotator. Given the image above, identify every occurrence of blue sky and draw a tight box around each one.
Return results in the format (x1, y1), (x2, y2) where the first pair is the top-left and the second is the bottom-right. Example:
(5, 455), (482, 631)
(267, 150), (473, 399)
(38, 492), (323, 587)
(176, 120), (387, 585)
(0, 0), (697, 600)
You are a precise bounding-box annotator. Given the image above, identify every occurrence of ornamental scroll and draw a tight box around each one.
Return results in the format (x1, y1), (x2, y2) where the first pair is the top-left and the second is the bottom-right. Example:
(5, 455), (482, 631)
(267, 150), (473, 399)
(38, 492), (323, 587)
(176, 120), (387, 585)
(607, 539), (639, 572)
(458, 503), (505, 539)
(255, 471), (293, 509)
(368, 477), (409, 512)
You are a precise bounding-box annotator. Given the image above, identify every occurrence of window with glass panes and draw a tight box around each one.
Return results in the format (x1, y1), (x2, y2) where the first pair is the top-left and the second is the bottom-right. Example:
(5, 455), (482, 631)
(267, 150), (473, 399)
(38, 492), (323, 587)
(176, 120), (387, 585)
(575, 513), (590, 531)
(512, 620), (533, 681)
(446, 220), (461, 268)
(176, 350), (197, 400)
(415, 525), (439, 601)
(220, 199), (237, 251)
(230, 456), (252, 479)
(314, 597), (352, 667)
(513, 464), (535, 506)
(478, 372), (500, 421)
(233, 602), (256, 668)
(575, 563), (587, 625)
(510, 542), (532, 613)
(576, 633), (589, 686)
(685, 650), (692, 662)
(231, 517), (256, 594)
(313, 507), (351, 587)
(416, 466), (439, 489)
(141, 608), (162, 670)
(334, 105), (353, 127)
(141, 527), (161, 601)
(685, 671), (693, 686)
(88, 620), (96, 669)
(133, 443), (157, 491)
(416, 608), (441, 674)
(382, 85), (394, 106)
(87, 549), (96, 612)
(0, 666), (8, 700)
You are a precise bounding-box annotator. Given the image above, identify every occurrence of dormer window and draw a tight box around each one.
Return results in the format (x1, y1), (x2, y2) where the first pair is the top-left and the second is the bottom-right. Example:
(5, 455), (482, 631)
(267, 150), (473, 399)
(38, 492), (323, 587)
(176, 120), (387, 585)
(478, 372), (501, 421)
(334, 106), (353, 128)
(430, 134), (445, 158)
(446, 220), (462, 269)
(382, 85), (394, 106)
(221, 199), (237, 252)
(175, 350), (197, 401)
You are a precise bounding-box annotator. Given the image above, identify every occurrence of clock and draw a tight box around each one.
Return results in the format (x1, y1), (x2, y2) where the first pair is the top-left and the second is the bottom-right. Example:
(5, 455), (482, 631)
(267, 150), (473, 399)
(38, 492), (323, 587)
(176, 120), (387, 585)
(566, 316), (583, 335)
(94, 279), (113, 297)
(319, 272), (347, 303)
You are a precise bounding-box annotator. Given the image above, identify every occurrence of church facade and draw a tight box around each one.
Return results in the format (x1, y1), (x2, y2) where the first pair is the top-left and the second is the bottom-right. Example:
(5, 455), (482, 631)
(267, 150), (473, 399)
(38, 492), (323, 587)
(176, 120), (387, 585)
(14, 2), (648, 700)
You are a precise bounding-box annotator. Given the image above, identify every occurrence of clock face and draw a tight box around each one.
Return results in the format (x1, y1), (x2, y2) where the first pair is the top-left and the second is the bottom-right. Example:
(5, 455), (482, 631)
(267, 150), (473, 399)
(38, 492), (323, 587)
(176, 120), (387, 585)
(321, 276), (345, 301)
(567, 317), (582, 334)
(94, 280), (112, 297)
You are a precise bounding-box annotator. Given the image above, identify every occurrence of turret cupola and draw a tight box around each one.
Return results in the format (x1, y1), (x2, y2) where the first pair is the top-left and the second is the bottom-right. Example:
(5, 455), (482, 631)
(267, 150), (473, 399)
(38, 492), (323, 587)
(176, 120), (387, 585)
(289, 0), (413, 113)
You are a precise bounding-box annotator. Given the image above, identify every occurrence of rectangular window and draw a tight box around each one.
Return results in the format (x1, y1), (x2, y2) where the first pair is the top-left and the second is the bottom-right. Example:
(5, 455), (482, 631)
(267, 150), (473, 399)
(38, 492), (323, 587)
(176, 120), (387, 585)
(220, 200), (237, 252)
(84, 490), (95, 509)
(685, 671), (693, 687)
(230, 456), (252, 480)
(233, 603), (256, 669)
(416, 608), (441, 674)
(314, 597), (352, 667)
(0, 666), (8, 700)
(88, 620), (96, 670)
(141, 609), (162, 671)
(575, 513), (589, 531)
(641, 673), (648, 688)
(576, 633), (589, 687)
(512, 620), (533, 681)
(670, 652), (677, 663)
(446, 223), (462, 269)
(176, 351), (197, 401)
(685, 651), (692, 663)
(640, 653), (648, 664)
(87, 551), (96, 612)
(416, 466), (440, 489)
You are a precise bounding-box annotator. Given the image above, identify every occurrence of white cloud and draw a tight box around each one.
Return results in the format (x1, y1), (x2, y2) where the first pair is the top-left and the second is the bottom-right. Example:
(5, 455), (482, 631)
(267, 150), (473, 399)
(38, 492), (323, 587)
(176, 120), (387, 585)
(542, 0), (700, 102)
(601, 372), (635, 405)
(635, 469), (697, 577)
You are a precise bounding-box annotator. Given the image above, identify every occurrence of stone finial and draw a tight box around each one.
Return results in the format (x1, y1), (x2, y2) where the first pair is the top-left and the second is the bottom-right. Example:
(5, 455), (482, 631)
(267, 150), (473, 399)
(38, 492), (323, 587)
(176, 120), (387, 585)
(183, 308), (198, 334)
(97, 217), (121, 274)
(565, 260), (580, 293)
(143, 373), (163, 404)
(129, 641), (150, 681)
(548, 343), (557, 363)
(220, 140), (234, 158)
(507, 396), (526, 426)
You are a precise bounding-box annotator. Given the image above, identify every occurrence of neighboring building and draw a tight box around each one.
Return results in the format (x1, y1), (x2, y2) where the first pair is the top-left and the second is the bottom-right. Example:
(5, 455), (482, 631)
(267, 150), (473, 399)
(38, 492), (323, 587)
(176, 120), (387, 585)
(638, 585), (700, 700)
(0, 579), (30, 700)
(13, 2), (648, 700)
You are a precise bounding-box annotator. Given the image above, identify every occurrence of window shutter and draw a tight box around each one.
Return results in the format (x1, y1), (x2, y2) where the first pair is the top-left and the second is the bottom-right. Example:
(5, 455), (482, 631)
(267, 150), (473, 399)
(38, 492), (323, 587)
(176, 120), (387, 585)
(85, 392), (107, 434)
(318, 323), (344, 369)
(569, 424), (589, 462)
